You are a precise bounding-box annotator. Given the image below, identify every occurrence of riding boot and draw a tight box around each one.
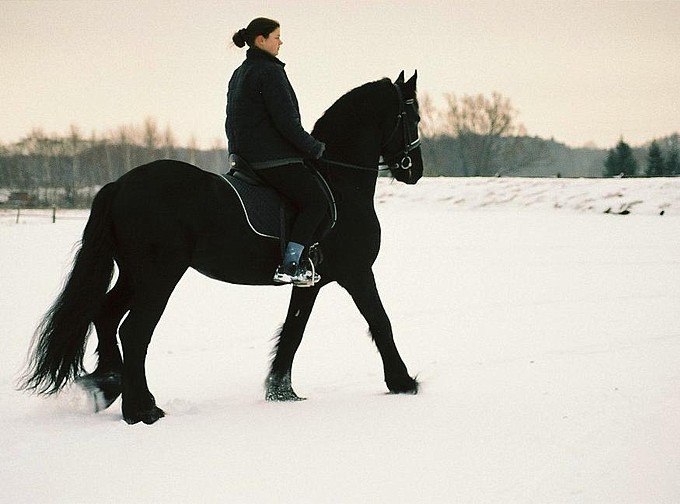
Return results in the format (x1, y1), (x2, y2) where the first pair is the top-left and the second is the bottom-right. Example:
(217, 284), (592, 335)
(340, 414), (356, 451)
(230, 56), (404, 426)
(273, 242), (320, 286)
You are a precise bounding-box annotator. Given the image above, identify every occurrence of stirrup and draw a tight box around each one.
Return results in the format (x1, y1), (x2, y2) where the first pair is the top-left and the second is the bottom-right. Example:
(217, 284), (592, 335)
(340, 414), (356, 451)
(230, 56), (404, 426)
(296, 258), (320, 287)
(273, 260), (320, 287)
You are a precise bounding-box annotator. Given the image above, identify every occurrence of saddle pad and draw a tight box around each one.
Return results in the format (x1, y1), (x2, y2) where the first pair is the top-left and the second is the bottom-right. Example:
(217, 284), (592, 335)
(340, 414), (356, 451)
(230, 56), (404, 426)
(221, 173), (285, 240)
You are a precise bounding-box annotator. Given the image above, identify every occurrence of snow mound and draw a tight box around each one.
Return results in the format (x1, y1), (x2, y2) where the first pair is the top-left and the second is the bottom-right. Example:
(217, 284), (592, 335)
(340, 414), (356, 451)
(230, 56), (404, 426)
(376, 176), (680, 216)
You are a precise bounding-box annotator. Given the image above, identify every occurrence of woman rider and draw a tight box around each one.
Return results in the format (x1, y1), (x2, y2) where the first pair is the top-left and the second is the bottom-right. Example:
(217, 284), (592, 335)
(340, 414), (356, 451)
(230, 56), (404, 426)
(226, 17), (328, 286)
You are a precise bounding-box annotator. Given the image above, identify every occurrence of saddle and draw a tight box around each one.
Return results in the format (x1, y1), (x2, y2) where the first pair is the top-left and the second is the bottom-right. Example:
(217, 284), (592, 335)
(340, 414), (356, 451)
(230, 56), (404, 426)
(221, 155), (336, 254)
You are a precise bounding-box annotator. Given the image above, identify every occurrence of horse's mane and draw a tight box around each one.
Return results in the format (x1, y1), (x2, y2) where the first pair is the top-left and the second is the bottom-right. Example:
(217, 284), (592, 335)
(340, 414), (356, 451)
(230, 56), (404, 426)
(312, 78), (394, 144)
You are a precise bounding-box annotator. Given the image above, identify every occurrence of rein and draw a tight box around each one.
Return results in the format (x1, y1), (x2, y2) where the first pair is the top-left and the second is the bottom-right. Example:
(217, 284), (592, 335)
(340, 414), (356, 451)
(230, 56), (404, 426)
(317, 158), (392, 173)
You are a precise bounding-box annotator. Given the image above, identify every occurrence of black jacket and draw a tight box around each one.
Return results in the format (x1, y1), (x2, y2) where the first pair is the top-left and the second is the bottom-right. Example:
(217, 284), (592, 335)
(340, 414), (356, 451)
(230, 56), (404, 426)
(225, 48), (324, 168)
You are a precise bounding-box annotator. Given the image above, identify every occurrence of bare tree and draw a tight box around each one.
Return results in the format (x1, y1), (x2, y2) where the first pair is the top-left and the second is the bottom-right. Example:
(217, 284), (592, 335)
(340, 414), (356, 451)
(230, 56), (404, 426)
(116, 126), (134, 174)
(0, 142), (11, 187)
(661, 133), (679, 176)
(162, 124), (176, 159)
(64, 125), (83, 205)
(187, 135), (199, 166)
(443, 92), (536, 176)
(143, 117), (159, 150)
(89, 129), (114, 185)
(210, 138), (227, 173)
(418, 92), (445, 139)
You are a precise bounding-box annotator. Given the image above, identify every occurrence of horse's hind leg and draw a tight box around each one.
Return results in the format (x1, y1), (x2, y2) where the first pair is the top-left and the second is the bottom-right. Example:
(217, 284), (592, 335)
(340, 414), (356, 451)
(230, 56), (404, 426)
(119, 265), (186, 425)
(76, 271), (132, 412)
(266, 285), (321, 401)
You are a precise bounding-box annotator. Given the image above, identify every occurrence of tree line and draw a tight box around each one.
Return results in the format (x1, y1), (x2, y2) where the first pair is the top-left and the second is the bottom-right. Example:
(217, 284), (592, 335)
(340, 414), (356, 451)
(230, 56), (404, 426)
(418, 91), (550, 177)
(1, 96), (677, 207)
(418, 91), (679, 179)
(0, 119), (227, 207)
(603, 136), (680, 177)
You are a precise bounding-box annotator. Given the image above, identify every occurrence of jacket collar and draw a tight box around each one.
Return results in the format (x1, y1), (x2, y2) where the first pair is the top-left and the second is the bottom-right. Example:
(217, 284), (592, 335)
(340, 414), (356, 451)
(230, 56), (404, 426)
(246, 47), (285, 68)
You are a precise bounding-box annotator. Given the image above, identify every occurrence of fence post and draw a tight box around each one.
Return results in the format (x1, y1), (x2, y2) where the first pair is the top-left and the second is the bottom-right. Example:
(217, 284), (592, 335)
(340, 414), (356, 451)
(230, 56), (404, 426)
(52, 206), (56, 223)
(16, 206), (20, 224)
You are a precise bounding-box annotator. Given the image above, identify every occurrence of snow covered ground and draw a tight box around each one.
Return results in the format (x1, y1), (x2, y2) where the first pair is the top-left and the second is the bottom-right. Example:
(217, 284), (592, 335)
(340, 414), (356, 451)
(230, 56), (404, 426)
(375, 175), (680, 216)
(1, 177), (679, 503)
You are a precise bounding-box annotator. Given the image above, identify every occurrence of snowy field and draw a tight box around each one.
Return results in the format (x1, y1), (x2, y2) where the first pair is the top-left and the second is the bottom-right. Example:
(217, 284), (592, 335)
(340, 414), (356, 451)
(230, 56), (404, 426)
(1, 177), (679, 503)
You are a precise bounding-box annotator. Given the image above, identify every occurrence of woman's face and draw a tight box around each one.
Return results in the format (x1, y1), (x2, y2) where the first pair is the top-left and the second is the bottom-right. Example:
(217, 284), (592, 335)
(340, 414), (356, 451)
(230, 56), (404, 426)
(257, 27), (282, 56)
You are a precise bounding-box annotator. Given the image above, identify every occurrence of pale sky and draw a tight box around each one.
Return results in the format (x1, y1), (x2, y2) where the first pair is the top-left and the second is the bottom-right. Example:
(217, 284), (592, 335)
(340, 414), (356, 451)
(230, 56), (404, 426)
(1, 0), (678, 149)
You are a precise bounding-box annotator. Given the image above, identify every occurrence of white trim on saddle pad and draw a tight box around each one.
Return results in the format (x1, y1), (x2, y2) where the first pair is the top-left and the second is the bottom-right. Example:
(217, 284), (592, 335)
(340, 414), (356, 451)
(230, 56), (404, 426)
(221, 175), (281, 240)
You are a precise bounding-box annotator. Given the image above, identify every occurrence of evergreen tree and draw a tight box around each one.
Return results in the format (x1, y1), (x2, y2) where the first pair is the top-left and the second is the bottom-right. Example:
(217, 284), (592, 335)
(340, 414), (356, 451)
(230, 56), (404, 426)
(603, 150), (618, 177)
(603, 139), (639, 177)
(666, 148), (679, 176)
(645, 140), (665, 177)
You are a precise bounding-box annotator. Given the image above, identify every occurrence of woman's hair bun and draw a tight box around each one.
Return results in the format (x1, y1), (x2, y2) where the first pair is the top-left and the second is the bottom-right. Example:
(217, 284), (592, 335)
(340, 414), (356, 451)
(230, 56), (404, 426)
(232, 28), (248, 48)
(231, 18), (279, 49)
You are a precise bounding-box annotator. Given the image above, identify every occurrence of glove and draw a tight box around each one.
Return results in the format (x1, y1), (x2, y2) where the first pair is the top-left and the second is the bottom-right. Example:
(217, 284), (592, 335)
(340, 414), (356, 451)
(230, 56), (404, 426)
(310, 141), (326, 160)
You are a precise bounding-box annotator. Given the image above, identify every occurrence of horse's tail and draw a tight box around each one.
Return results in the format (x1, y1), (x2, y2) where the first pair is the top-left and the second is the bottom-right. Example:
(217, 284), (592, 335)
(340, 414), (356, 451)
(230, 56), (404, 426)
(19, 182), (119, 395)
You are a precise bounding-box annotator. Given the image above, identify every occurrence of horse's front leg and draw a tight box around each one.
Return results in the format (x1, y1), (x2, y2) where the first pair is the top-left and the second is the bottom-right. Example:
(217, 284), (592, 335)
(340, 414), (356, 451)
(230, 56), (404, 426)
(340, 270), (418, 394)
(266, 284), (322, 401)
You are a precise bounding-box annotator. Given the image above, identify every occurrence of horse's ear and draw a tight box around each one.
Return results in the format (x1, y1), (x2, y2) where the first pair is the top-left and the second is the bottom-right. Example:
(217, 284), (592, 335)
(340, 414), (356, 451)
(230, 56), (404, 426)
(405, 70), (418, 92)
(395, 70), (405, 85)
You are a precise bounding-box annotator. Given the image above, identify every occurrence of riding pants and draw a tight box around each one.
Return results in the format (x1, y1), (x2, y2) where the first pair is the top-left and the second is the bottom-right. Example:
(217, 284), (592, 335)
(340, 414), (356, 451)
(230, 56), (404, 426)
(257, 163), (328, 247)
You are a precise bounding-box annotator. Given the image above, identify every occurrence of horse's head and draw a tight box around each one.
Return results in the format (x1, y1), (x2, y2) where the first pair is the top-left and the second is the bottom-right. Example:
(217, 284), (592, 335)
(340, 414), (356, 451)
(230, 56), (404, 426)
(312, 71), (424, 184)
(382, 71), (423, 185)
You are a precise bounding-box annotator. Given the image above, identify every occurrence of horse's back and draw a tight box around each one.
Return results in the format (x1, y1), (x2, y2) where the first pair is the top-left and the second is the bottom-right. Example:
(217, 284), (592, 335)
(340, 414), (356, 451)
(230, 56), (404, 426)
(109, 160), (228, 257)
(109, 159), (280, 284)
(111, 159), (229, 218)
(116, 160), (216, 202)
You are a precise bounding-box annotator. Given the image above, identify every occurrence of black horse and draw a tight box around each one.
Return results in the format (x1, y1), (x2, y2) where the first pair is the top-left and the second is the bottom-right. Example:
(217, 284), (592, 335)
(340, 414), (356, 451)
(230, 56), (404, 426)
(20, 71), (423, 424)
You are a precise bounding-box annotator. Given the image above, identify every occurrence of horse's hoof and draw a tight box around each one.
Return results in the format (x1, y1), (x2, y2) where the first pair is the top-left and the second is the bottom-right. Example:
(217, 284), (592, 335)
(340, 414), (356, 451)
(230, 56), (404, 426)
(266, 389), (306, 402)
(265, 372), (306, 402)
(124, 406), (165, 425)
(75, 371), (122, 412)
(387, 376), (419, 395)
(123, 392), (165, 425)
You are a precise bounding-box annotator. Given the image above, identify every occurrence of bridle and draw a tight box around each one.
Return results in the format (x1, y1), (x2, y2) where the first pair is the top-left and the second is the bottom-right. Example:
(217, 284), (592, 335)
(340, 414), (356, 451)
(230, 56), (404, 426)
(379, 83), (421, 171)
(319, 83), (420, 174)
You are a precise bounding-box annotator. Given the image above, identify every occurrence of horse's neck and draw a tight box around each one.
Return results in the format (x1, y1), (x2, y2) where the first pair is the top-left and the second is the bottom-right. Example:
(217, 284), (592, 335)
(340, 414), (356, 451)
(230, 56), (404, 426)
(317, 115), (384, 206)
(322, 164), (379, 214)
